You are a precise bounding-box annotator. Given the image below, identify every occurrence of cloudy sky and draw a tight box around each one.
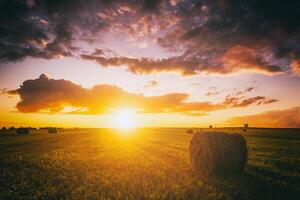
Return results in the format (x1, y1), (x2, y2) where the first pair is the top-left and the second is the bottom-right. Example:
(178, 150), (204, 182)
(0, 0), (300, 128)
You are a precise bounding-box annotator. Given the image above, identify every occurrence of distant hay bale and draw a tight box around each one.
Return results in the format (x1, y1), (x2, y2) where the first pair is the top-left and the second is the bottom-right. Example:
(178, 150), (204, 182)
(48, 128), (58, 134)
(243, 124), (249, 132)
(189, 132), (247, 178)
(16, 128), (29, 135)
(187, 129), (193, 134)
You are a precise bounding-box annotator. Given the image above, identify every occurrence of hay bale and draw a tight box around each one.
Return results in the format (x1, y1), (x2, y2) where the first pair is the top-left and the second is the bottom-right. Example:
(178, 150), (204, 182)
(187, 129), (193, 134)
(189, 132), (247, 178)
(16, 128), (29, 135)
(243, 124), (249, 132)
(48, 128), (58, 134)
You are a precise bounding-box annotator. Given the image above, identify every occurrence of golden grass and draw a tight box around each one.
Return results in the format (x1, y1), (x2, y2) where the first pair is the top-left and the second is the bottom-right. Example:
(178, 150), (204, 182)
(0, 128), (299, 199)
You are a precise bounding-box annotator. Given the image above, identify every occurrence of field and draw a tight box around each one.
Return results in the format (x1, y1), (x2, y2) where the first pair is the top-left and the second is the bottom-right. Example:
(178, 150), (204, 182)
(0, 128), (299, 200)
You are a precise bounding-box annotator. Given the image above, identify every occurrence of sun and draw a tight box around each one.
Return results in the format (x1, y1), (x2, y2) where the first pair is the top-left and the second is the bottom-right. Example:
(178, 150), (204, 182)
(113, 108), (137, 129)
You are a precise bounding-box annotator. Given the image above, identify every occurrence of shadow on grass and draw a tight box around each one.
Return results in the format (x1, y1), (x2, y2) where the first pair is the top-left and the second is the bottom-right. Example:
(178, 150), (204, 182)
(204, 167), (300, 200)
(1, 159), (299, 200)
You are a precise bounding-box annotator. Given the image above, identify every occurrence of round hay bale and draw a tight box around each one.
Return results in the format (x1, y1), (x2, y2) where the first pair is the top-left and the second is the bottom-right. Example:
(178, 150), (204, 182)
(48, 128), (58, 134)
(187, 129), (193, 134)
(16, 128), (29, 135)
(189, 132), (247, 178)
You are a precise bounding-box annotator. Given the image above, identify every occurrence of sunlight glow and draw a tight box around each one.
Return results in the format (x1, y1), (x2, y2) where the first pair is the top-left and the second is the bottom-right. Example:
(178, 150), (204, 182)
(113, 108), (137, 129)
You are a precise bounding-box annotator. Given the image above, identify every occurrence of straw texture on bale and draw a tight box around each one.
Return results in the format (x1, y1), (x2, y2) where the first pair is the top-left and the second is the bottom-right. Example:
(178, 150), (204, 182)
(189, 132), (247, 178)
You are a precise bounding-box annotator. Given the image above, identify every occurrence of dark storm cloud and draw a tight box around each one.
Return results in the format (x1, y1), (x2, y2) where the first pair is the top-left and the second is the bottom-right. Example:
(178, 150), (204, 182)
(0, 0), (166, 62)
(0, 0), (79, 61)
(6, 74), (277, 116)
(156, 0), (300, 75)
(1, 0), (300, 75)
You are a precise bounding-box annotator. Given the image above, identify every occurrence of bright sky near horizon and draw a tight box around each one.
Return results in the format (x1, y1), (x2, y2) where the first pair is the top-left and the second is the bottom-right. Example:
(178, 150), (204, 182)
(1, 0), (300, 128)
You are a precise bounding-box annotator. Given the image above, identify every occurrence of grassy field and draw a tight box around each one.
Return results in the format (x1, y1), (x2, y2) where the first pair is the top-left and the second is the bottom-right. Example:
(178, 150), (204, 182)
(0, 128), (299, 200)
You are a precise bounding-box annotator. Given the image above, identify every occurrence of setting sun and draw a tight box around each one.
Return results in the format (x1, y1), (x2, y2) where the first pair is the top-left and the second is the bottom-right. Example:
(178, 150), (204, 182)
(113, 108), (137, 129)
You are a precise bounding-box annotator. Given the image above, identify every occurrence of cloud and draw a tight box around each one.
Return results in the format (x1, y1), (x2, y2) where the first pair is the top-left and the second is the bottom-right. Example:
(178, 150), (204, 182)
(0, 0), (81, 61)
(7, 74), (88, 113)
(227, 107), (300, 128)
(0, 88), (8, 95)
(224, 87), (256, 98)
(157, 0), (300, 75)
(188, 82), (202, 87)
(223, 87), (277, 107)
(80, 53), (202, 76)
(291, 59), (300, 76)
(227, 96), (278, 107)
(0, 0), (170, 62)
(1, 1), (300, 76)
(143, 80), (159, 89)
(81, 46), (285, 75)
(206, 87), (220, 96)
(222, 45), (283, 74)
(239, 87), (255, 95)
(6, 74), (278, 116)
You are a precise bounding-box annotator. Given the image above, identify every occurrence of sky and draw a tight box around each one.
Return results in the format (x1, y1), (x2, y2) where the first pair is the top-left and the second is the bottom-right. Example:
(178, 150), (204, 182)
(0, 0), (300, 128)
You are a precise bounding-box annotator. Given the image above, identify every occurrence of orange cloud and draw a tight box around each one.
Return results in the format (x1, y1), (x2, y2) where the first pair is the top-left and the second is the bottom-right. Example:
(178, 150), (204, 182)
(291, 59), (300, 76)
(222, 45), (283, 75)
(7, 74), (278, 116)
(227, 107), (300, 128)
